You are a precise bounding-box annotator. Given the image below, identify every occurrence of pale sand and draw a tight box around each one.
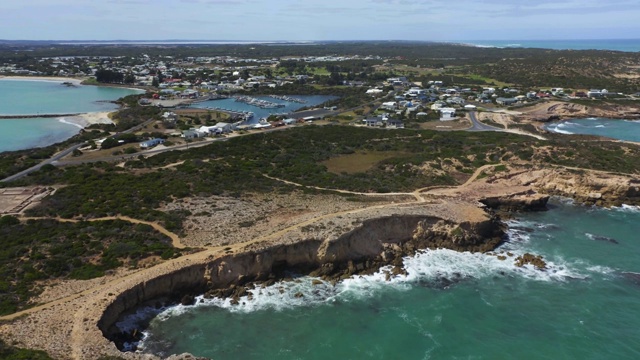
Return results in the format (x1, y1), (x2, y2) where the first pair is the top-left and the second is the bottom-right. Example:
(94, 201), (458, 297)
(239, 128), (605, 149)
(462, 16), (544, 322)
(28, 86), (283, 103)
(0, 76), (85, 85)
(61, 111), (115, 128)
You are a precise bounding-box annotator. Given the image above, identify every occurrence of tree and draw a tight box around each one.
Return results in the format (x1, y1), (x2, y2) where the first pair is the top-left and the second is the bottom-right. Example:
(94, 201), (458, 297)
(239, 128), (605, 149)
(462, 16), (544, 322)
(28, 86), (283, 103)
(152, 77), (159, 87)
(124, 73), (135, 85)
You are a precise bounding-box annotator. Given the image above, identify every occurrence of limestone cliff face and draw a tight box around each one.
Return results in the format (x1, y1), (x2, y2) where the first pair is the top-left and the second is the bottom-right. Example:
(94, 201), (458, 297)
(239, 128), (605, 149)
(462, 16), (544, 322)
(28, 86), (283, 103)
(535, 171), (640, 207)
(526, 102), (640, 122)
(480, 193), (550, 212)
(99, 214), (501, 342)
(412, 218), (504, 253)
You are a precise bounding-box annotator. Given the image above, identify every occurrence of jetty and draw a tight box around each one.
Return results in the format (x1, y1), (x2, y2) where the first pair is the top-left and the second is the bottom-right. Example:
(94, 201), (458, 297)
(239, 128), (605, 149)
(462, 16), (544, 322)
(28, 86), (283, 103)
(268, 95), (307, 103)
(234, 95), (285, 109)
(202, 106), (254, 121)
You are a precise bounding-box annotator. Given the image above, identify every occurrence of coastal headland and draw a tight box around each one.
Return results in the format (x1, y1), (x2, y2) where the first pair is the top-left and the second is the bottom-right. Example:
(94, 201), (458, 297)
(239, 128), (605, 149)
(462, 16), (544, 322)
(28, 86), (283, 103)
(1, 42), (640, 359)
(1, 161), (639, 359)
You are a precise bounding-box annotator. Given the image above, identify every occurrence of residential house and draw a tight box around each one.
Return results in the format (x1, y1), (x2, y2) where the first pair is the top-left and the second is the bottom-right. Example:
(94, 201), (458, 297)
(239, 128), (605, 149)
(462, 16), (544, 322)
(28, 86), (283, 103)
(387, 118), (404, 128)
(363, 118), (383, 127)
(139, 138), (165, 149)
(439, 108), (456, 121)
(588, 89), (608, 98)
(182, 129), (204, 139)
(496, 97), (518, 106)
(381, 102), (397, 111)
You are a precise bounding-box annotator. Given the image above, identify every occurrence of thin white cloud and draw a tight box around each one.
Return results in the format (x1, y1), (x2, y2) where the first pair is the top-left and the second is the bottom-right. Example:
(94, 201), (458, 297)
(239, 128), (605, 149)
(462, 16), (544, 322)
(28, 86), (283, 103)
(0, 0), (638, 40)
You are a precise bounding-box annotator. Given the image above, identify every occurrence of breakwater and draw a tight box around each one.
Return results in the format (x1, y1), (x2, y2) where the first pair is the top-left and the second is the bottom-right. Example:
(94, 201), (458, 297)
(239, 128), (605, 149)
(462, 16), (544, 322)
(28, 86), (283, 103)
(0, 113), (81, 119)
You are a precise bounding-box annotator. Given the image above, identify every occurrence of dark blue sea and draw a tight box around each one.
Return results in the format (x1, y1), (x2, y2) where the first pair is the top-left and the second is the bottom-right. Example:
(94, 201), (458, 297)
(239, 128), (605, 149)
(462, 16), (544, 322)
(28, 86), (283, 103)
(460, 39), (640, 52)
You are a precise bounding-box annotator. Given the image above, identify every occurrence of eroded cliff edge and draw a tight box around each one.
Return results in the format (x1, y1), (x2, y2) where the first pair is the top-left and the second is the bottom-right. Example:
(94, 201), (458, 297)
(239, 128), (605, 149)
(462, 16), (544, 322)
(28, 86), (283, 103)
(99, 202), (506, 354)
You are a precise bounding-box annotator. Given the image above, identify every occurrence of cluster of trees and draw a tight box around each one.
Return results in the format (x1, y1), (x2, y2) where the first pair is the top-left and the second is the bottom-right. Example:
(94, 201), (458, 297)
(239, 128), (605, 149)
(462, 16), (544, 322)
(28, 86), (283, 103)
(95, 68), (135, 84)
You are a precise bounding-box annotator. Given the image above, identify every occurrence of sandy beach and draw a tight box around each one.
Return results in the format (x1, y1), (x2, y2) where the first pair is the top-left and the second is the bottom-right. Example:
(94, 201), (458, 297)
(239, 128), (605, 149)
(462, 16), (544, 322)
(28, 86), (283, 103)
(61, 111), (115, 128)
(0, 75), (86, 85)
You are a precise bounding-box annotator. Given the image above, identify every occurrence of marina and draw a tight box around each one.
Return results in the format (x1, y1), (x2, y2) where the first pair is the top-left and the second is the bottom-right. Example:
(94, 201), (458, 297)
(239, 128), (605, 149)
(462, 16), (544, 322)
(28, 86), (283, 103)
(234, 95), (286, 109)
(191, 95), (337, 125)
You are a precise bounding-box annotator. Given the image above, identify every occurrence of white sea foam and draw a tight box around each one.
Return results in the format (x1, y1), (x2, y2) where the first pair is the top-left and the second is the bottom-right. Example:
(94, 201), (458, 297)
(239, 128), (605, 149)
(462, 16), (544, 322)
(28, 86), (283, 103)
(614, 204), (640, 213)
(148, 247), (584, 318)
(57, 117), (84, 129)
(547, 124), (574, 134)
(595, 125), (606, 128)
(585, 265), (616, 275)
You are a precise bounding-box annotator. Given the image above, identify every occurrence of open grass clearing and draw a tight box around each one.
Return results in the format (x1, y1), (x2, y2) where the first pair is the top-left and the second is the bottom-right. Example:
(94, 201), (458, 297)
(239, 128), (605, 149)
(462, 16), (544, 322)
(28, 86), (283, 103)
(322, 150), (411, 174)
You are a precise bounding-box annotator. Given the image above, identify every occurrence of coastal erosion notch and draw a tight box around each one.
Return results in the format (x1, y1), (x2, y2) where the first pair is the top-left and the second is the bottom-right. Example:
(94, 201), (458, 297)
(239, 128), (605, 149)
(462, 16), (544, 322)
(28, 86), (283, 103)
(98, 211), (505, 352)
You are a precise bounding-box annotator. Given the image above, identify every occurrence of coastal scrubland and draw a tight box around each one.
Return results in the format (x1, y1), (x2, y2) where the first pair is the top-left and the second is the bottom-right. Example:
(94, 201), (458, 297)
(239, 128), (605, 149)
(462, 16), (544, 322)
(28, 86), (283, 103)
(1, 41), (640, 359)
(2, 125), (640, 319)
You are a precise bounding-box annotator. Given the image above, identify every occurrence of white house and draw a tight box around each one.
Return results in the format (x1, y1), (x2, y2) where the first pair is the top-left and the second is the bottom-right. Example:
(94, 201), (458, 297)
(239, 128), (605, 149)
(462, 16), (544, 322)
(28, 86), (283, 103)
(439, 108), (456, 121)
(381, 102), (397, 111)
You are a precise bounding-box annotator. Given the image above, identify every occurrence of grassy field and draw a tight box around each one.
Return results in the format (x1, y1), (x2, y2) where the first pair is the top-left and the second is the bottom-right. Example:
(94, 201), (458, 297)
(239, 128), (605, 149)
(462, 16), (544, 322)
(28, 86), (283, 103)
(322, 150), (411, 174)
(454, 73), (512, 88)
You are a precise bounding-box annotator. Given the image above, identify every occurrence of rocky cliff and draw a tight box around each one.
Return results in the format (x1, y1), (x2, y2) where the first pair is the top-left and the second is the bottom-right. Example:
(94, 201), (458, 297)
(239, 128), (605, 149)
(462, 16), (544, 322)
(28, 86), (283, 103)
(534, 170), (640, 207)
(523, 101), (640, 122)
(99, 211), (504, 352)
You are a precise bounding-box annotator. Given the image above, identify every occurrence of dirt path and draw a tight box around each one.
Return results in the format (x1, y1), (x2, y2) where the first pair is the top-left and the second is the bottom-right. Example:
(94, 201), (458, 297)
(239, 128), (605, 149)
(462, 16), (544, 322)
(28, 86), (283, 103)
(1, 163), (505, 323)
(262, 174), (421, 201)
(19, 215), (185, 249)
(0, 162), (523, 360)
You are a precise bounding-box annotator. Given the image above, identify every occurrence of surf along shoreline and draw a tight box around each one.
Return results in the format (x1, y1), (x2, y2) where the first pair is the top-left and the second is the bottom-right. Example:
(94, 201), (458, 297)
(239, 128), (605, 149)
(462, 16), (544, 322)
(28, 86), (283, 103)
(89, 166), (640, 359)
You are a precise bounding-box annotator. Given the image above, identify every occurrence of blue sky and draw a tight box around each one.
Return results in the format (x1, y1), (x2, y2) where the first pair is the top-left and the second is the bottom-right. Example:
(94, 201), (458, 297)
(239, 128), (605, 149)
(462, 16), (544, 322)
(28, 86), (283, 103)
(2, 0), (639, 41)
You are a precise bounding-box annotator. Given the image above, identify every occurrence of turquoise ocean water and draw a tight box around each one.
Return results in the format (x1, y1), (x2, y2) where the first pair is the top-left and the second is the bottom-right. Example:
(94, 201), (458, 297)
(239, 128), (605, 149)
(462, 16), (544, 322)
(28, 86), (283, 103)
(545, 118), (640, 142)
(0, 79), (141, 152)
(461, 39), (640, 52)
(125, 199), (640, 359)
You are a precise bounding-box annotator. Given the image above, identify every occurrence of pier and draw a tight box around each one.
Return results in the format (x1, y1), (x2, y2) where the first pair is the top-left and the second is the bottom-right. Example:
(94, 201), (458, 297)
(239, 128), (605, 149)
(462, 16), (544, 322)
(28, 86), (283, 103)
(268, 95), (307, 103)
(233, 95), (286, 109)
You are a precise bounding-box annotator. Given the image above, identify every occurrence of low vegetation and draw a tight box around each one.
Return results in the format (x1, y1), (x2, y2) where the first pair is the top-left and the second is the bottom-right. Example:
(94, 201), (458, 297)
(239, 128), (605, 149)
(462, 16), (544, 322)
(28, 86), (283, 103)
(0, 216), (176, 316)
(0, 339), (53, 360)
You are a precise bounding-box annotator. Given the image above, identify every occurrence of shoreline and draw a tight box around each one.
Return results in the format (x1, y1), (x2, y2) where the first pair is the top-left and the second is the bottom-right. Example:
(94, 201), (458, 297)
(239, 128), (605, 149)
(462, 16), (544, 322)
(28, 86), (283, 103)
(61, 111), (116, 128)
(0, 165), (639, 359)
(0, 75), (85, 85)
(0, 75), (148, 92)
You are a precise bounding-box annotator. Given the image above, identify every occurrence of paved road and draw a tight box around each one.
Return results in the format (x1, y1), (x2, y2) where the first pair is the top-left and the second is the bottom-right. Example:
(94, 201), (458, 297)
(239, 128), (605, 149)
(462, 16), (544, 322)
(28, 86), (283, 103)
(466, 111), (501, 131)
(1, 143), (84, 183)
(1, 94), (388, 181)
(1, 118), (157, 182)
